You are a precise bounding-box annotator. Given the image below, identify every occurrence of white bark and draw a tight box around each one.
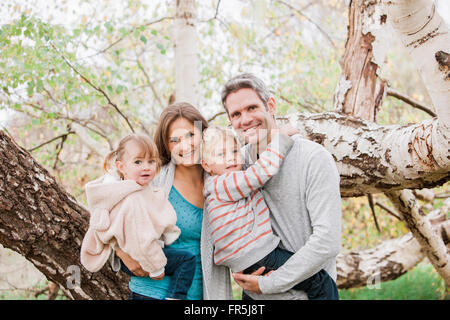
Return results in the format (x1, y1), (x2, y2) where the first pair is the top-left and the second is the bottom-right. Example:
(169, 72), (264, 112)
(387, 0), (450, 127)
(174, 0), (199, 106)
(283, 112), (449, 197)
(337, 215), (450, 288)
(386, 189), (450, 286)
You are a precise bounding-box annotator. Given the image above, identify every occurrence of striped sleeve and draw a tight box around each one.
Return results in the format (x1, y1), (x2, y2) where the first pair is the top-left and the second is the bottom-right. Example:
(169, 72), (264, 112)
(212, 134), (294, 202)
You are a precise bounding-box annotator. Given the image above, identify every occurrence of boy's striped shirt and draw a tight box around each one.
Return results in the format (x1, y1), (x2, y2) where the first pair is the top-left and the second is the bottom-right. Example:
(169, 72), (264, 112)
(203, 134), (294, 272)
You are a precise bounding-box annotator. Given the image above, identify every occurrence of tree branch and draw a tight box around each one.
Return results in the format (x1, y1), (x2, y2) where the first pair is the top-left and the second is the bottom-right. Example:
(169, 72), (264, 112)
(277, 0), (336, 49)
(374, 200), (403, 220)
(80, 16), (174, 59)
(136, 58), (164, 108)
(28, 131), (75, 153)
(386, 87), (437, 117)
(272, 89), (323, 113)
(368, 194), (381, 232)
(208, 111), (226, 123)
(48, 41), (135, 133)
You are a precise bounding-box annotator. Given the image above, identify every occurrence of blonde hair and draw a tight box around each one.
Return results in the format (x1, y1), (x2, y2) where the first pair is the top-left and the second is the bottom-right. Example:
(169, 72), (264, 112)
(201, 126), (239, 163)
(103, 133), (161, 179)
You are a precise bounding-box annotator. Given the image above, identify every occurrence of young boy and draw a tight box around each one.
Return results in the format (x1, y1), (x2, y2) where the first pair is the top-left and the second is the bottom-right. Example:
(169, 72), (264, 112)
(201, 126), (339, 300)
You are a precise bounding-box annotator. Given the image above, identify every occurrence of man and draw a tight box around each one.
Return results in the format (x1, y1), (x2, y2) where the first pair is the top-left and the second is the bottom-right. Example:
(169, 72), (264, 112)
(222, 73), (342, 300)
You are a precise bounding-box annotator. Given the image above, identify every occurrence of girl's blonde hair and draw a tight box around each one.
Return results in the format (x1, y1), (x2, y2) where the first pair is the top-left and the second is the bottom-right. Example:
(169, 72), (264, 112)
(103, 133), (161, 179)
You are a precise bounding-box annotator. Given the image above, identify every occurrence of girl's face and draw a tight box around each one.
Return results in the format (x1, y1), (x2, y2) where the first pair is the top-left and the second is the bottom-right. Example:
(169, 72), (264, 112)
(167, 117), (203, 167)
(116, 141), (158, 186)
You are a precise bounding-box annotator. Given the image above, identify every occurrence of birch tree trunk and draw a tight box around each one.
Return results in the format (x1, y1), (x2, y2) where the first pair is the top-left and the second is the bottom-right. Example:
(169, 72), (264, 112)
(174, 0), (200, 106)
(387, 0), (450, 126)
(337, 209), (450, 288)
(386, 190), (450, 286)
(332, 0), (450, 288)
(0, 130), (129, 300)
(335, 0), (386, 121)
(284, 113), (449, 197)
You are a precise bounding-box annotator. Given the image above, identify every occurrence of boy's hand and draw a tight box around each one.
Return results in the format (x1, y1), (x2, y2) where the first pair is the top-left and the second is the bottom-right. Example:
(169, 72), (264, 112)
(271, 124), (299, 138)
(279, 124), (299, 136)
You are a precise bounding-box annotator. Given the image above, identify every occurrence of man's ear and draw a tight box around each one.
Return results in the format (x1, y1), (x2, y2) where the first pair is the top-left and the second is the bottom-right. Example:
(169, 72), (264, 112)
(225, 107), (231, 122)
(266, 97), (277, 116)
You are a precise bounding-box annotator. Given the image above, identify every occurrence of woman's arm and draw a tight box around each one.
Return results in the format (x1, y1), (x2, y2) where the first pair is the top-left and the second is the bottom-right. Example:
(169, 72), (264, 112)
(115, 247), (149, 277)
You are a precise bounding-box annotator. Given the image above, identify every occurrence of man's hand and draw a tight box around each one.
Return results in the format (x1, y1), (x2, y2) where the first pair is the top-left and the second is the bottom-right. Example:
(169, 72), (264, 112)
(115, 248), (149, 277)
(232, 267), (274, 294)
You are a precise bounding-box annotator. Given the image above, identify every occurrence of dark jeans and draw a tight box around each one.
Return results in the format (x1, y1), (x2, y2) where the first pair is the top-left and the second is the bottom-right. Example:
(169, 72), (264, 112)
(122, 247), (196, 300)
(128, 291), (158, 300)
(243, 246), (339, 300)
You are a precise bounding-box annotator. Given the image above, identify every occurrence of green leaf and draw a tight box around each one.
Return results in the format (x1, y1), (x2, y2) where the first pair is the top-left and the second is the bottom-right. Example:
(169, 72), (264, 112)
(140, 35), (147, 44)
(116, 85), (124, 94)
(104, 21), (113, 34)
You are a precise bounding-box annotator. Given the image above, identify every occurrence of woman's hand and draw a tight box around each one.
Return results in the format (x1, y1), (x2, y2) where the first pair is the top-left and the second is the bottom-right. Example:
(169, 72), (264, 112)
(115, 248), (149, 277)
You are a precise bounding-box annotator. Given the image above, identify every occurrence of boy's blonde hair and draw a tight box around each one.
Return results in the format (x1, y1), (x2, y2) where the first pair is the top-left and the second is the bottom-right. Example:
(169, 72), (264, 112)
(201, 126), (239, 163)
(103, 133), (161, 179)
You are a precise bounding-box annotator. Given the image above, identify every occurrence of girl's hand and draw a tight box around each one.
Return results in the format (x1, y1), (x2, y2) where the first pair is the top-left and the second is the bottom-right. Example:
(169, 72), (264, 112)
(150, 272), (165, 280)
(115, 248), (149, 277)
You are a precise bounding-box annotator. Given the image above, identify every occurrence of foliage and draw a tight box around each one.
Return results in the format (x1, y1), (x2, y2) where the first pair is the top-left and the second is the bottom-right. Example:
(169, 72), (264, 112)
(339, 262), (448, 300)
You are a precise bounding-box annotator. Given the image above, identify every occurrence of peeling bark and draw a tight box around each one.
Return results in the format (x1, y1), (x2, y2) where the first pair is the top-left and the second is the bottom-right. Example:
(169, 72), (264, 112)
(385, 189), (450, 286)
(337, 209), (450, 289)
(0, 130), (129, 300)
(337, 0), (386, 121)
(387, 0), (450, 127)
(282, 112), (449, 197)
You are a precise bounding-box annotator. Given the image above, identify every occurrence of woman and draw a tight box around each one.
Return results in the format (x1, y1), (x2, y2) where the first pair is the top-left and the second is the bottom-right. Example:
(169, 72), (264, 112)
(114, 102), (233, 300)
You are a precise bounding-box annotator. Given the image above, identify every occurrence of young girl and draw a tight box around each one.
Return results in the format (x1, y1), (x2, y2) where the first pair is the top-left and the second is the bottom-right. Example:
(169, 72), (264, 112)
(80, 133), (196, 300)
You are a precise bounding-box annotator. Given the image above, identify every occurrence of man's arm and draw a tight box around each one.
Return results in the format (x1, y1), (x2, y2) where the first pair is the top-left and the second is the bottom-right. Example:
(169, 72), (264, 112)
(234, 147), (342, 295)
(259, 147), (341, 294)
(209, 134), (294, 203)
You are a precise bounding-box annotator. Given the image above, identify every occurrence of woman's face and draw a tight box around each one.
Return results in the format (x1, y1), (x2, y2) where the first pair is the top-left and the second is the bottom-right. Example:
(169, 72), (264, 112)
(167, 117), (203, 167)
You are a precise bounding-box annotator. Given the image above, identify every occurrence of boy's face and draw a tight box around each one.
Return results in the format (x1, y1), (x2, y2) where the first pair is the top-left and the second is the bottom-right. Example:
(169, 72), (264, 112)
(202, 138), (243, 175)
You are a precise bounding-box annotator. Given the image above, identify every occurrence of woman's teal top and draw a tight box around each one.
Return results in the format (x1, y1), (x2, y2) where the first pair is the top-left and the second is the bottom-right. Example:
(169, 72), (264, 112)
(128, 186), (203, 300)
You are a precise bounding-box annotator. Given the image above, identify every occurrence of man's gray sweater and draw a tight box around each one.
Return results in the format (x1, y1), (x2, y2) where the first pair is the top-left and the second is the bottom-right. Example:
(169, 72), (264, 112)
(241, 134), (342, 299)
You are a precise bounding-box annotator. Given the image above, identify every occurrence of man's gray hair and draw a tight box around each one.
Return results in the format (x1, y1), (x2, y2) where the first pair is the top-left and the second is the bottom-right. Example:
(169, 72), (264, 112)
(221, 73), (271, 112)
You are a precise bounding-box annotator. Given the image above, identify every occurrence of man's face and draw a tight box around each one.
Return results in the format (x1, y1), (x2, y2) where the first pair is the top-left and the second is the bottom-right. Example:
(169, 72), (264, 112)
(224, 88), (276, 145)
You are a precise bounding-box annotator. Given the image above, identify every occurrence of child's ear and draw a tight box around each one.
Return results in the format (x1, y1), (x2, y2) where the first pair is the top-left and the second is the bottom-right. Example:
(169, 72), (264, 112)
(201, 159), (211, 174)
(116, 160), (124, 176)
